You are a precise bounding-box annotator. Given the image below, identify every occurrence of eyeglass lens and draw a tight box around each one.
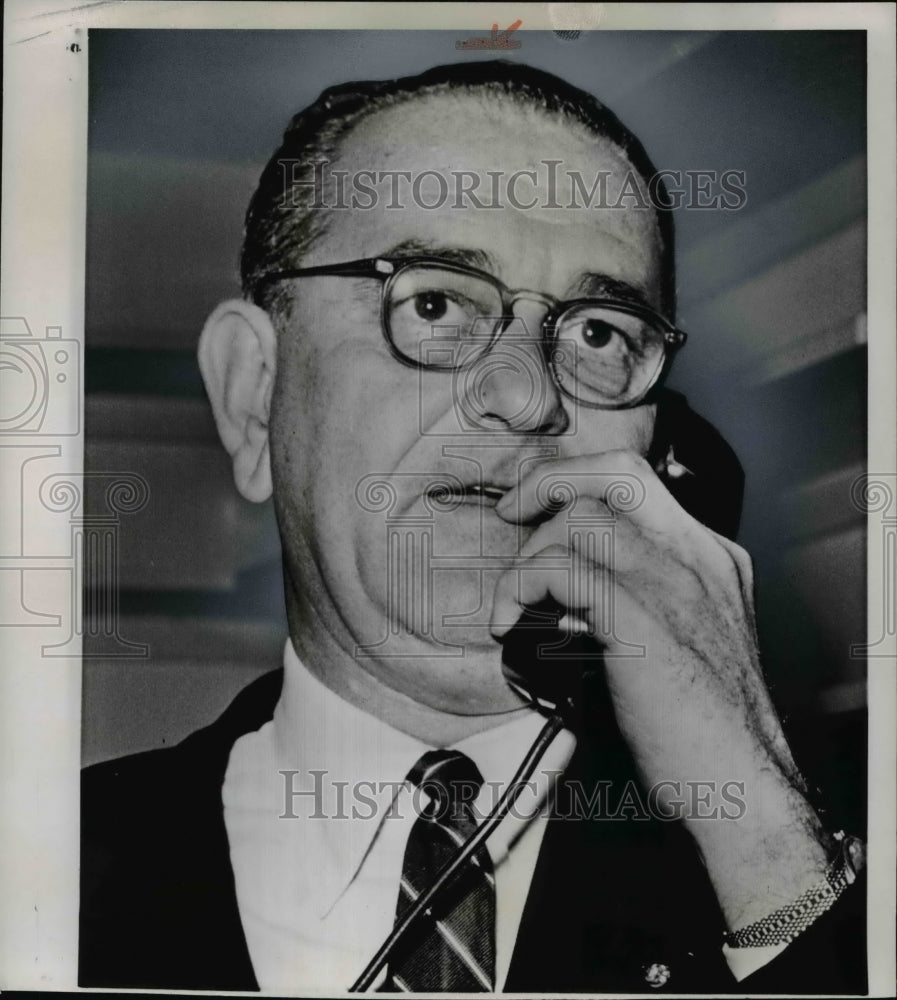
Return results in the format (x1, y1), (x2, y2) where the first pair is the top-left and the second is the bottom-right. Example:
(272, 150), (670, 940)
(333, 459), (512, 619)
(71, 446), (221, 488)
(386, 264), (667, 406)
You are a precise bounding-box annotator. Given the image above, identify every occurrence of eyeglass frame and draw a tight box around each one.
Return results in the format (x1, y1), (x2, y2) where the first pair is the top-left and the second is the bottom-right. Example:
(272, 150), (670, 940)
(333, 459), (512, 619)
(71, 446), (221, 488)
(254, 256), (688, 411)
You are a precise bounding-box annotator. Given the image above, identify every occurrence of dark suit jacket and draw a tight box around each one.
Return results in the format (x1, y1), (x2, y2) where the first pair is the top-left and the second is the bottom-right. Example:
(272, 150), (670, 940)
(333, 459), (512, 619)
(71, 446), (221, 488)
(80, 669), (866, 993)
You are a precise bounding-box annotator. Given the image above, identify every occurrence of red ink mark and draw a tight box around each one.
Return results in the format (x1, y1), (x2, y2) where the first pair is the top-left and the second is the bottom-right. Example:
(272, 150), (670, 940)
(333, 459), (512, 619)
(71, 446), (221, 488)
(456, 19), (523, 51)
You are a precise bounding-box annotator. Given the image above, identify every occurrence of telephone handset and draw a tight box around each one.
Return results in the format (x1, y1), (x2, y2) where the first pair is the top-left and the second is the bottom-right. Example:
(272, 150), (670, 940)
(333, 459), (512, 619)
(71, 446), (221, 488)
(500, 388), (745, 720)
(647, 387), (744, 544)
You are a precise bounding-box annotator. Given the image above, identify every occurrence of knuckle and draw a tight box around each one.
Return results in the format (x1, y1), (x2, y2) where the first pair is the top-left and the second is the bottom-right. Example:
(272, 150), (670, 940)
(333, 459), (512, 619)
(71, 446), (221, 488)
(731, 541), (752, 567)
(494, 569), (515, 601)
(541, 543), (571, 560)
(734, 545), (755, 586)
(572, 494), (605, 518)
(602, 448), (645, 475)
(717, 543), (752, 592)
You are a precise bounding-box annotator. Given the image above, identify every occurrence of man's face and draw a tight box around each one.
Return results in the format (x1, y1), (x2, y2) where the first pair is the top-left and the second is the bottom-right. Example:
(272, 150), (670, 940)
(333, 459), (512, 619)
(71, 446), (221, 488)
(268, 92), (663, 716)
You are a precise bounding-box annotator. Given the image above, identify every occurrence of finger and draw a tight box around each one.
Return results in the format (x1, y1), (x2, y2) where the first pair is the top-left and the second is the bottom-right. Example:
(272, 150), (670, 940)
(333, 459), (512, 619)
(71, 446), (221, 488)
(490, 544), (589, 638)
(704, 530), (756, 606)
(495, 450), (665, 528)
(516, 497), (607, 557)
(519, 497), (657, 573)
(558, 612), (591, 633)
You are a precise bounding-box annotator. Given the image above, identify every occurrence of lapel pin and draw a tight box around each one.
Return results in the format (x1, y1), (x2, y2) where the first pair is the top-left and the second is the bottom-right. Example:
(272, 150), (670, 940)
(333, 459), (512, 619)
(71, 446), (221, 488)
(664, 445), (694, 480)
(643, 962), (671, 988)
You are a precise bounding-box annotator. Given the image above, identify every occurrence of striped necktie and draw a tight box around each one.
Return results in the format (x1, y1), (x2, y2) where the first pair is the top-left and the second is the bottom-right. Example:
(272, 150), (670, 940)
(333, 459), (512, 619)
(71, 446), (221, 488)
(382, 749), (496, 992)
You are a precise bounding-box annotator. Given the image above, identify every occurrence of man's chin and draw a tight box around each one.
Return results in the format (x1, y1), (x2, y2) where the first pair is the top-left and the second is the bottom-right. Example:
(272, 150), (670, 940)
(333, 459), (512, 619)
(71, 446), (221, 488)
(415, 678), (531, 718)
(369, 632), (527, 716)
(419, 620), (508, 666)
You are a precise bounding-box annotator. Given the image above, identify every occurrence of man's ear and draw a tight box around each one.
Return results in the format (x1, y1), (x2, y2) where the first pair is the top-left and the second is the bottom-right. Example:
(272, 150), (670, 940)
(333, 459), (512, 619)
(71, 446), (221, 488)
(198, 299), (277, 503)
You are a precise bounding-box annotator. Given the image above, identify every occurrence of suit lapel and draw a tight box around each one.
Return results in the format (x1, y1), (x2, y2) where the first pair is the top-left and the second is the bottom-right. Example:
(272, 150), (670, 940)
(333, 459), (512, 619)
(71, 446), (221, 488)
(166, 669), (288, 988)
(505, 692), (732, 993)
(80, 669), (285, 990)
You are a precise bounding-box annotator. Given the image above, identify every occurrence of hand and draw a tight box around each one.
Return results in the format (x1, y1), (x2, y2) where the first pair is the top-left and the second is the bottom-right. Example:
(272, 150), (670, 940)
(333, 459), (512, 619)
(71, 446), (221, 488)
(490, 449), (791, 789)
(490, 450), (831, 929)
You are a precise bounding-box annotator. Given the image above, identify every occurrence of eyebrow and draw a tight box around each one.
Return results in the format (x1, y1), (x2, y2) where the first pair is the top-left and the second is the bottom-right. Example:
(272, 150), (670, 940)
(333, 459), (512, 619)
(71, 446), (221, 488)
(379, 240), (654, 308)
(380, 239), (497, 273)
(569, 272), (653, 308)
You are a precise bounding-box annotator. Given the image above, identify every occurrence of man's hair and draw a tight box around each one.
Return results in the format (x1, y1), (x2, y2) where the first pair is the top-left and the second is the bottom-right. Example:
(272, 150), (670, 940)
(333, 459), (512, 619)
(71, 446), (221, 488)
(241, 60), (675, 320)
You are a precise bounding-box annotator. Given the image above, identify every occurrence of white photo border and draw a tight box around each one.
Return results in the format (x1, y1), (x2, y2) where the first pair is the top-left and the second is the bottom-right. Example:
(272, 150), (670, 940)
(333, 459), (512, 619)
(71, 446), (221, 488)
(1, 2), (894, 995)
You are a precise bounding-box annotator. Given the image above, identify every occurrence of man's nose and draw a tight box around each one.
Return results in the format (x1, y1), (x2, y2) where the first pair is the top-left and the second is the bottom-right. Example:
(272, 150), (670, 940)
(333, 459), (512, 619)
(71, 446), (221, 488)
(458, 300), (569, 434)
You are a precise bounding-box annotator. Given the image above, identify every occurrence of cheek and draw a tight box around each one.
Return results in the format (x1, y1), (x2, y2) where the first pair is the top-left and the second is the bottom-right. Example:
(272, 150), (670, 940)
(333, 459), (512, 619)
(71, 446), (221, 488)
(565, 404), (656, 457)
(630, 405), (656, 453)
(269, 331), (432, 512)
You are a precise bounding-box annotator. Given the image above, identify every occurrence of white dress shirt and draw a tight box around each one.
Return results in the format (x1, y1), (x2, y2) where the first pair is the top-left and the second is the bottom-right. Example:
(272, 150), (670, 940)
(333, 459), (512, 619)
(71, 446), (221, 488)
(223, 640), (783, 991)
(223, 640), (576, 992)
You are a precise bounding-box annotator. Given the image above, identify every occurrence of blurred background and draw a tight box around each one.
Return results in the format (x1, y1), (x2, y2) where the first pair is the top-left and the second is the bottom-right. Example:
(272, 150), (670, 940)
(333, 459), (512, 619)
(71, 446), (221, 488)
(83, 29), (866, 832)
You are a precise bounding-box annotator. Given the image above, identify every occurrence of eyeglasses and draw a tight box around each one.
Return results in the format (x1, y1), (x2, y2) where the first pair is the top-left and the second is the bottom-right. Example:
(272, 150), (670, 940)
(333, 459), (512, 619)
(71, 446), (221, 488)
(255, 256), (687, 410)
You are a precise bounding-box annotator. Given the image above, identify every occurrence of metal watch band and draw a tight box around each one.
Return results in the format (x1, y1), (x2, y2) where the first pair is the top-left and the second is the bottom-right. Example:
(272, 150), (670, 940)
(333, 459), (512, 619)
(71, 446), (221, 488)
(723, 831), (864, 949)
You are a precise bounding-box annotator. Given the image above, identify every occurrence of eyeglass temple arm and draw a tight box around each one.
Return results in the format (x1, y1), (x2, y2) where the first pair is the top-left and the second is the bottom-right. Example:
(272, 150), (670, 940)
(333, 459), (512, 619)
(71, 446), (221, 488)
(255, 258), (393, 288)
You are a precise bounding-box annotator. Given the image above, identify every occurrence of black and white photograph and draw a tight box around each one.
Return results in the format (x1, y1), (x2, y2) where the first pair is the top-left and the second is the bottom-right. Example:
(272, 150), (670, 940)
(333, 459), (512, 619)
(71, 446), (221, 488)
(1, 3), (895, 996)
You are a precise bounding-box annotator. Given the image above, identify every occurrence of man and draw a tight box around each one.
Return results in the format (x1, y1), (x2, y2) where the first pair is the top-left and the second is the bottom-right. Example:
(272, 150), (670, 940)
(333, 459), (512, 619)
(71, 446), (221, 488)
(80, 61), (865, 993)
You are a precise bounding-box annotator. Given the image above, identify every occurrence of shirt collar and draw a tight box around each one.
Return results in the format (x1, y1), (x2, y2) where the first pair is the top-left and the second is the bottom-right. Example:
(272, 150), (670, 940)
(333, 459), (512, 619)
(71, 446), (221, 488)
(273, 639), (575, 915)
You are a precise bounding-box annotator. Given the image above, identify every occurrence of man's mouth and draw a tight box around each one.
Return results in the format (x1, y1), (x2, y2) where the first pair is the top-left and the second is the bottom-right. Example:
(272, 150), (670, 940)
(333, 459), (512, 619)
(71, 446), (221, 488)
(425, 482), (510, 508)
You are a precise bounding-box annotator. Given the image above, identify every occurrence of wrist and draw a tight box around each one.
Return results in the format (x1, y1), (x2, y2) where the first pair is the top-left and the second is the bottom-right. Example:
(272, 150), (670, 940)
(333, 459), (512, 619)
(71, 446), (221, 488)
(685, 766), (832, 931)
(724, 831), (865, 948)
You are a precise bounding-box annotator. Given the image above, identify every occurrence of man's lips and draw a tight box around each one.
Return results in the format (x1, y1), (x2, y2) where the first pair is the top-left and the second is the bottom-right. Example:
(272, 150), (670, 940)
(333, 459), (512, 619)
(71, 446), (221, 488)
(425, 482), (510, 508)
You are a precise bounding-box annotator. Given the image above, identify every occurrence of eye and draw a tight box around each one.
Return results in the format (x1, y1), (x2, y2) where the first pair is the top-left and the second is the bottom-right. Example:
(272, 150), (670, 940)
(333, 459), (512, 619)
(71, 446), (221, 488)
(579, 318), (617, 351)
(391, 288), (482, 335)
(564, 314), (634, 357)
(413, 291), (449, 322)
(387, 265), (503, 362)
(552, 303), (669, 405)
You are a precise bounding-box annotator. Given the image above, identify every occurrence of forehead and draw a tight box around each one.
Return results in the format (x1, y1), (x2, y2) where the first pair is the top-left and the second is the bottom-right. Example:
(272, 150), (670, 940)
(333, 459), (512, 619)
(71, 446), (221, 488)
(316, 91), (663, 301)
